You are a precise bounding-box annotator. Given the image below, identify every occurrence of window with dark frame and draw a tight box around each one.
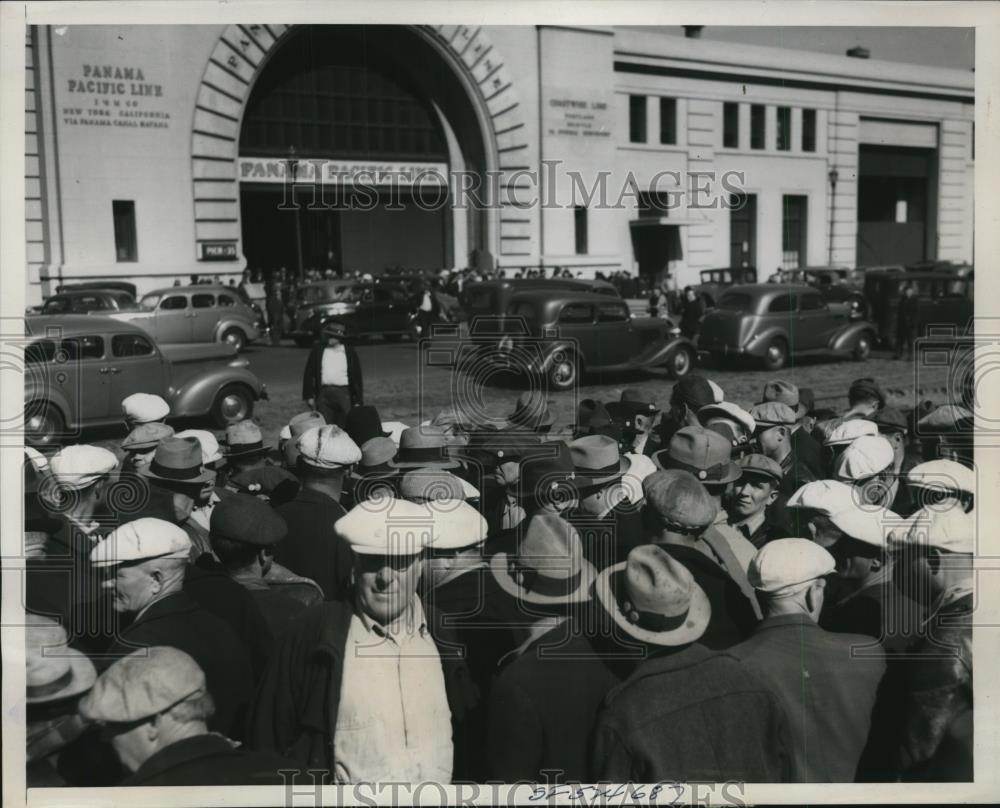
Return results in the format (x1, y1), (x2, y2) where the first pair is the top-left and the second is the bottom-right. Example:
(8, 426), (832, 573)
(629, 95), (647, 143)
(781, 195), (808, 270)
(723, 102), (739, 148)
(750, 105), (765, 150)
(802, 109), (817, 152)
(659, 97), (677, 145)
(776, 107), (791, 151)
(112, 200), (137, 262)
(574, 206), (588, 255)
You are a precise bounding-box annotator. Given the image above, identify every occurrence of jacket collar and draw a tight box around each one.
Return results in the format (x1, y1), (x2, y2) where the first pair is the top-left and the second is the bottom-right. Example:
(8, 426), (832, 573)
(127, 734), (235, 783)
(752, 613), (822, 633)
(130, 590), (197, 625)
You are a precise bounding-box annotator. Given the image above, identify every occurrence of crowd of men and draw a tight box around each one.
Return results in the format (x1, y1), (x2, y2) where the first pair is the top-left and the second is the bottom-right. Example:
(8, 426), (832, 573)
(22, 326), (975, 786)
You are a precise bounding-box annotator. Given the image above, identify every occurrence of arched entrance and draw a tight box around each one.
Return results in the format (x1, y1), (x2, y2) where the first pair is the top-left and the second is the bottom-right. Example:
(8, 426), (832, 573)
(190, 24), (531, 277)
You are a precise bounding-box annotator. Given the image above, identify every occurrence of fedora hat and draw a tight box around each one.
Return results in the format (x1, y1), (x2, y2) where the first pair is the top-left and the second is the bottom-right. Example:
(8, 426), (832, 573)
(350, 436), (399, 480)
(760, 380), (807, 420)
(595, 544), (711, 646)
(26, 614), (97, 704)
(388, 426), (458, 469)
(653, 426), (740, 485)
(490, 514), (596, 605)
(568, 435), (630, 487)
(518, 441), (579, 502)
(345, 405), (390, 447)
(223, 420), (270, 459)
(283, 414), (328, 466)
(506, 391), (555, 431)
(139, 436), (214, 486)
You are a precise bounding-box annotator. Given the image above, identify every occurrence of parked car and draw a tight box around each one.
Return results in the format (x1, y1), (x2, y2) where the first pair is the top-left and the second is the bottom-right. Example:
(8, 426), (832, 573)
(102, 285), (261, 351)
(697, 284), (877, 371)
(56, 280), (138, 298)
(33, 289), (136, 316)
(795, 266), (865, 291)
(864, 268), (974, 350)
(302, 282), (417, 344)
(460, 278), (620, 332)
(693, 267), (758, 308)
(22, 315), (268, 446)
(481, 290), (696, 389)
(289, 280), (368, 346)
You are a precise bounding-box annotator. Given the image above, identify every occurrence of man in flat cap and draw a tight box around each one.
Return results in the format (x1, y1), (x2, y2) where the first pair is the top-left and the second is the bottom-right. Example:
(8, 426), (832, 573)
(279, 410), (327, 467)
(656, 374), (716, 448)
(275, 424), (361, 599)
(302, 320), (363, 428)
(822, 417), (879, 476)
(725, 454), (788, 549)
(80, 647), (295, 785)
(642, 469), (759, 648)
(760, 379), (825, 479)
(591, 544), (790, 782)
(697, 400), (755, 458)
(91, 518), (255, 741)
(121, 393), (170, 430)
(906, 459), (974, 515)
(835, 434), (898, 509)
(209, 493), (323, 635)
(730, 539), (886, 782)
(875, 406), (920, 515)
(749, 401), (818, 498)
(248, 498), (477, 783)
(119, 422), (174, 478)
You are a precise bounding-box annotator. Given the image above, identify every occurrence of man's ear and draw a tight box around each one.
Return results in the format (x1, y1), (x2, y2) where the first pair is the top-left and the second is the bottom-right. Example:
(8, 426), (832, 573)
(766, 488), (779, 506)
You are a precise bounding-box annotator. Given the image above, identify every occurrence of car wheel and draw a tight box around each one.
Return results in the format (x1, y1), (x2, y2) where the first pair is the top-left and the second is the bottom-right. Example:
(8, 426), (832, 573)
(293, 336), (312, 348)
(852, 331), (873, 362)
(24, 401), (64, 447)
(666, 346), (694, 379)
(222, 328), (246, 352)
(547, 351), (578, 391)
(210, 383), (253, 428)
(762, 338), (788, 371)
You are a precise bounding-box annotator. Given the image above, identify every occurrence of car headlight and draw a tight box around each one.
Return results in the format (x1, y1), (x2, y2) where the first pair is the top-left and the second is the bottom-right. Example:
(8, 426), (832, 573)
(669, 327), (681, 337)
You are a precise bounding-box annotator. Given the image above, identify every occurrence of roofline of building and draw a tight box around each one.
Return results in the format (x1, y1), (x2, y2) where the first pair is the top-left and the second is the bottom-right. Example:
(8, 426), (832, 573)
(613, 28), (974, 102)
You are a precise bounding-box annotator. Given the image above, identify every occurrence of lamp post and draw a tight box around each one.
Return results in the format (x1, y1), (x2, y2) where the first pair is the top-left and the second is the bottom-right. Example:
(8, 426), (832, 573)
(828, 167), (839, 265)
(287, 145), (304, 281)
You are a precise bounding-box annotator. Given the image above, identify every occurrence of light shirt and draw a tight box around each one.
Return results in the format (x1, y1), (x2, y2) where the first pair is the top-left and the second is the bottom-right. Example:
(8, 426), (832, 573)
(321, 344), (350, 386)
(333, 598), (453, 784)
(420, 291), (433, 312)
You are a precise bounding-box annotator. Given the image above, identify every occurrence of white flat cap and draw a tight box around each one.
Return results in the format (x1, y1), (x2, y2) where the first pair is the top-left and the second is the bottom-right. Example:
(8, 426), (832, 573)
(824, 418), (878, 446)
(785, 479), (856, 515)
(707, 379), (725, 404)
(121, 393), (170, 424)
(698, 401), (756, 437)
(296, 425), (362, 469)
(423, 499), (489, 551)
(90, 518), (191, 567)
(49, 445), (118, 490)
(334, 497), (429, 555)
(748, 538), (836, 595)
(907, 460), (975, 498)
(834, 435), (895, 481)
(79, 646), (207, 723)
(174, 429), (224, 466)
(900, 506), (975, 555)
(829, 506), (902, 548)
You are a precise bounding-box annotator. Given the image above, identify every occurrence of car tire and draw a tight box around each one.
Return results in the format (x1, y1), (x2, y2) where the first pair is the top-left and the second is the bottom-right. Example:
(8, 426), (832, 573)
(221, 328), (247, 353)
(293, 336), (312, 348)
(210, 383), (254, 428)
(852, 331), (873, 362)
(666, 346), (694, 379)
(762, 338), (788, 371)
(24, 400), (64, 447)
(547, 351), (578, 391)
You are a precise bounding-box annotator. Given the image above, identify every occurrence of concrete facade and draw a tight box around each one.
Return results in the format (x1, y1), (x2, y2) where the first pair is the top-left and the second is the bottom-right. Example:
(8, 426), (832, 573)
(24, 24), (974, 304)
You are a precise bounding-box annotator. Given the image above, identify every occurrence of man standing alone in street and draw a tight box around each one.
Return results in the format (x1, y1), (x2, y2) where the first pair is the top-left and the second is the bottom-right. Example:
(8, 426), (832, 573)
(302, 321), (364, 428)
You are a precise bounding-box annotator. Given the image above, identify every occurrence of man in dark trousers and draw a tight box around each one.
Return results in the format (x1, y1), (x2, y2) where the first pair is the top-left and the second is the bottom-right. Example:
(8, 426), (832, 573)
(302, 321), (363, 428)
(679, 286), (704, 340)
(266, 285), (284, 346)
(895, 282), (920, 360)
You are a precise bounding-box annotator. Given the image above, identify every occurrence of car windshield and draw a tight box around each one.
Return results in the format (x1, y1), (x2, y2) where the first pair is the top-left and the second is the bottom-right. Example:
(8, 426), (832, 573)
(299, 284), (361, 304)
(466, 288), (495, 315)
(717, 292), (753, 311)
(139, 293), (161, 310)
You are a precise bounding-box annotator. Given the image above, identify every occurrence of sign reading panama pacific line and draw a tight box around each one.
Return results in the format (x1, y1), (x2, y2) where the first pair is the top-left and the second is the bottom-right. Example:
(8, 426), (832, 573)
(60, 63), (170, 129)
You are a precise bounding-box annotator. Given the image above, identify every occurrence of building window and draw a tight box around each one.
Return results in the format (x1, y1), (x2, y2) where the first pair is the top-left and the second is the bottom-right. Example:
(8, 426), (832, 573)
(629, 95), (647, 143)
(659, 97), (677, 145)
(638, 190), (672, 219)
(723, 102), (739, 148)
(574, 206), (588, 255)
(776, 107), (791, 151)
(781, 195), (808, 270)
(112, 200), (137, 262)
(750, 105), (765, 150)
(802, 109), (817, 152)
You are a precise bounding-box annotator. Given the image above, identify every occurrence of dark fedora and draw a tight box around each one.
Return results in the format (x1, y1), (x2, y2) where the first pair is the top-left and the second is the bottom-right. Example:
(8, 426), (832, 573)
(345, 405), (390, 447)
(568, 434), (630, 487)
(607, 388), (659, 425)
(139, 436), (214, 486)
(387, 426), (458, 470)
(222, 420), (270, 459)
(517, 441), (579, 502)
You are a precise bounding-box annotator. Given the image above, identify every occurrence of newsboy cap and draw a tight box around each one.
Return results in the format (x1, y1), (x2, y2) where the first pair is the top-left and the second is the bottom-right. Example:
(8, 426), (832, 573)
(849, 377), (886, 407)
(643, 469), (717, 533)
(748, 538), (836, 596)
(823, 418), (879, 447)
(749, 401), (797, 429)
(210, 492), (288, 547)
(900, 506), (974, 555)
(739, 453), (783, 484)
(296, 425), (362, 470)
(283, 413), (330, 465)
(121, 423), (175, 453)
(334, 497), (428, 555)
(834, 435), (895, 481)
(785, 479), (856, 515)
(761, 380), (806, 419)
(906, 460), (975, 498)
(90, 518), (191, 568)
(79, 646), (208, 724)
(698, 402), (756, 440)
(829, 506), (901, 549)
(653, 426), (740, 485)
(670, 375), (715, 411)
(423, 499), (489, 551)
(121, 393), (170, 424)
(49, 445), (118, 490)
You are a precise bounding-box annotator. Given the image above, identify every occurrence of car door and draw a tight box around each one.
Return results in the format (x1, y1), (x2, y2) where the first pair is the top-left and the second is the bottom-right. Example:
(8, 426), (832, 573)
(556, 302), (597, 366)
(58, 334), (110, 422)
(108, 331), (169, 414)
(596, 300), (641, 368)
(797, 290), (843, 348)
(155, 293), (193, 342)
(189, 292), (219, 342)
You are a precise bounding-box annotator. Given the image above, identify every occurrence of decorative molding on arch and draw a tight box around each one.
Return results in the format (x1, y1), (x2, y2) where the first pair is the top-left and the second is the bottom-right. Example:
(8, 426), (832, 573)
(190, 23), (531, 263)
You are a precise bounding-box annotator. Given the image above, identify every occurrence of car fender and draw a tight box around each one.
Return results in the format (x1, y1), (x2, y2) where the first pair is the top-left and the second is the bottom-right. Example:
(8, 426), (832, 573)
(212, 316), (260, 343)
(830, 320), (877, 352)
(533, 339), (583, 373)
(169, 366), (264, 417)
(743, 325), (790, 357)
(636, 335), (696, 368)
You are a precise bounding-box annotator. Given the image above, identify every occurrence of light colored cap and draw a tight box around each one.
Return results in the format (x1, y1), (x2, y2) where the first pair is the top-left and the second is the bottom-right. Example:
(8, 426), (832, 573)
(619, 452), (657, 505)
(49, 445), (118, 490)
(699, 402), (756, 438)
(26, 614), (97, 704)
(174, 429), (224, 466)
(90, 518), (191, 568)
(79, 647), (207, 723)
(900, 506), (975, 554)
(834, 435), (895, 481)
(334, 497), (429, 555)
(398, 469), (466, 502)
(749, 401), (797, 428)
(824, 418), (878, 446)
(829, 506), (901, 548)
(748, 538), (836, 595)
(423, 499), (489, 551)
(917, 404), (973, 430)
(121, 393), (170, 424)
(907, 460), (975, 497)
(283, 413), (328, 465)
(707, 379), (725, 404)
(381, 421), (410, 447)
(785, 479), (857, 515)
(296, 425), (362, 469)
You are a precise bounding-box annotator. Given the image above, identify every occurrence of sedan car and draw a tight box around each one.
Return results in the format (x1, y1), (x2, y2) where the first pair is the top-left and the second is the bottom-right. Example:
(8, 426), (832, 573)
(32, 289), (136, 316)
(306, 283), (416, 343)
(697, 284), (877, 371)
(23, 315), (268, 446)
(481, 290), (696, 390)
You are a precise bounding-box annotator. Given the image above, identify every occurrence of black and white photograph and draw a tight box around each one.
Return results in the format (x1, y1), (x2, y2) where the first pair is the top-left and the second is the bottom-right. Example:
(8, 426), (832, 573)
(1, 1), (996, 805)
